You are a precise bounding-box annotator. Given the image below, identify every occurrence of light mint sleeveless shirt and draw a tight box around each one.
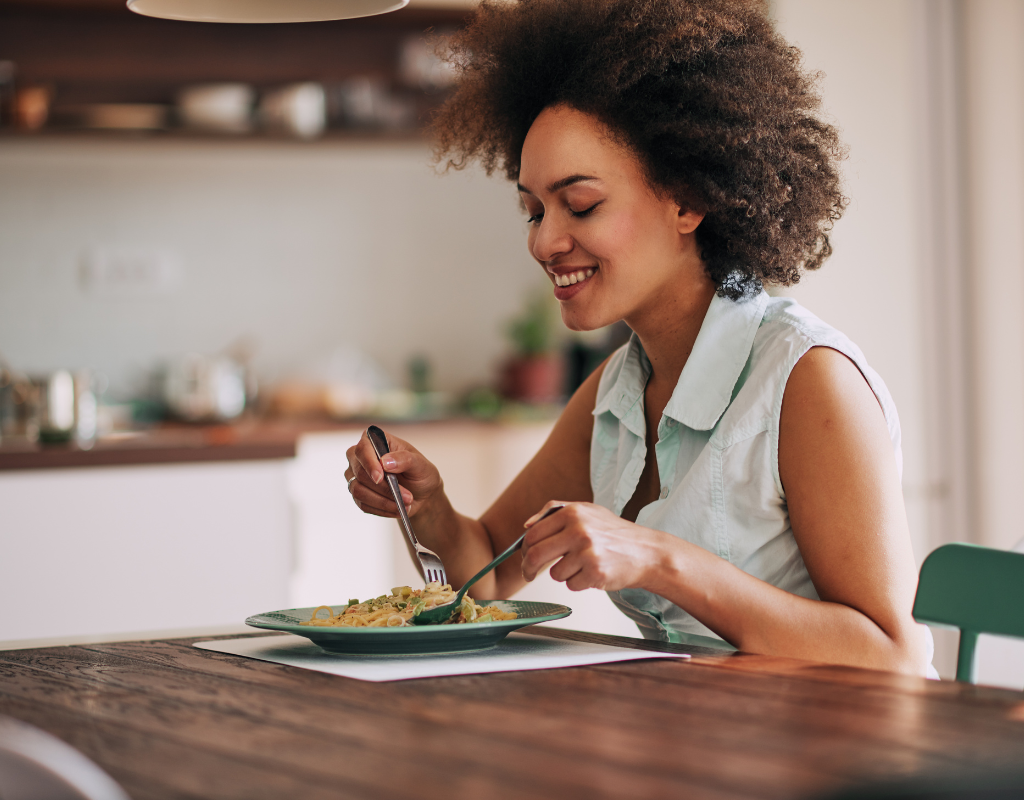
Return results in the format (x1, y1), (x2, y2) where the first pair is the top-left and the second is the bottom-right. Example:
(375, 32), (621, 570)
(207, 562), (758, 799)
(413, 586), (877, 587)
(592, 290), (927, 657)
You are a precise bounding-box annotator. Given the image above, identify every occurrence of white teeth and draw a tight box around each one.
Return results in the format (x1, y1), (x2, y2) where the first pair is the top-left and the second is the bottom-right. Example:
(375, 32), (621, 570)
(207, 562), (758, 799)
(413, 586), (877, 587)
(553, 269), (596, 288)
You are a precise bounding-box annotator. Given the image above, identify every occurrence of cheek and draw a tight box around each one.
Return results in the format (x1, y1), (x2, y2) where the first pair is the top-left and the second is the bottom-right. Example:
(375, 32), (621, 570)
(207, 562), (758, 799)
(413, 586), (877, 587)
(605, 203), (683, 272)
(585, 210), (643, 265)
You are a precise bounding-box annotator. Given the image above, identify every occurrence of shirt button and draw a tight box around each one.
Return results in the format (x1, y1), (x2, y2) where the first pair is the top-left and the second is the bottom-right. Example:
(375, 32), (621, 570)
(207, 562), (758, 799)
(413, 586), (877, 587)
(660, 486), (669, 500)
(666, 419), (677, 428)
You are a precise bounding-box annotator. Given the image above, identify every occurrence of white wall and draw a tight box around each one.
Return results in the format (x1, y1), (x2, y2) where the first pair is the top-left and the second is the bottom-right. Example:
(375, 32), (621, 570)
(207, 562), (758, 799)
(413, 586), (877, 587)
(0, 138), (542, 397)
(962, 0), (1024, 554)
(771, 0), (932, 560)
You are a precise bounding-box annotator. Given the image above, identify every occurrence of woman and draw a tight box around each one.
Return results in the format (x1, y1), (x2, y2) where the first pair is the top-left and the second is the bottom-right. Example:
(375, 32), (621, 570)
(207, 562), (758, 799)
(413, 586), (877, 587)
(346, 0), (933, 675)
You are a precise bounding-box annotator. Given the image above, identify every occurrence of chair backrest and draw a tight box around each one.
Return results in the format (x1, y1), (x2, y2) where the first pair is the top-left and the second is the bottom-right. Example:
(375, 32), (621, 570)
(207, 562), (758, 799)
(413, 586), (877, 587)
(0, 715), (130, 800)
(912, 542), (1024, 683)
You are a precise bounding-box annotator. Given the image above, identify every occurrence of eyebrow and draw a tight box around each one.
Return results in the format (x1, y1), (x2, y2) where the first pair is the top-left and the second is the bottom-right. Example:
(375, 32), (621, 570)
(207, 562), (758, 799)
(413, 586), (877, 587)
(516, 174), (601, 195)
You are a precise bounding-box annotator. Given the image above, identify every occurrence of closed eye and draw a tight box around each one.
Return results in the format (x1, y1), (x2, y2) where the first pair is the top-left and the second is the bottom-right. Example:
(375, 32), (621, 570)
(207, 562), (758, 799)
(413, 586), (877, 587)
(526, 201), (601, 225)
(570, 202), (601, 218)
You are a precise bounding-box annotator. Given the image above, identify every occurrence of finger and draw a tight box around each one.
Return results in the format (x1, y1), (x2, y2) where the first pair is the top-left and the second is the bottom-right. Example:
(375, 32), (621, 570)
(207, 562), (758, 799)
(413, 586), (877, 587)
(548, 551), (585, 583)
(354, 468), (413, 505)
(569, 559), (615, 592)
(353, 497), (400, 519)
(378, 448), (422, 476)
(357, 480), (413, 507)
(347, 441), (380, 488)
(355, 430), (387, 484)
(523, 506), (573, 548)
(348, 451), (413, 507)
(521, 532), (573, 582)
(564, 569), (593, 592)
(346, 441), (413, 506)
(378, 450), (440, 498)
(345, 455), (383, 505)
(357, 430), (435, 493)
(345, 450), (405, 508)
(524, 500), (570, 528)
(350, 478), (409, 516)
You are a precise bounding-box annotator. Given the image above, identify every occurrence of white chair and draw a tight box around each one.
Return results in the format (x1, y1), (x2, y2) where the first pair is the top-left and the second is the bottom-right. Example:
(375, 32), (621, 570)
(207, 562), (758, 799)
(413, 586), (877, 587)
(0, 715), (130, 800)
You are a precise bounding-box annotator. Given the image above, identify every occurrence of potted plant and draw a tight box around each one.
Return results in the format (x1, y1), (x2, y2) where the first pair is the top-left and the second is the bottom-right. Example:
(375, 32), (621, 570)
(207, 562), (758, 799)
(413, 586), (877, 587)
(498, 291), (565, 404)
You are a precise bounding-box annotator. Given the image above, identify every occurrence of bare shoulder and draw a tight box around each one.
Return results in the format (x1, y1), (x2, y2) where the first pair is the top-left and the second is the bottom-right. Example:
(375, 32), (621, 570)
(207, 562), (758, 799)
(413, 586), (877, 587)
(778, 344), (907, 594)
(780, 346), (887, 434)
(779, 345), (894, 484)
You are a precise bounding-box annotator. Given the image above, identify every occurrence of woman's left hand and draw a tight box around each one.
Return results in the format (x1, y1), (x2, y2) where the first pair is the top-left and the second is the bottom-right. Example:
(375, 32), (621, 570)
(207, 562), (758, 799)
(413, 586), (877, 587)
(520, 502), (667, 592)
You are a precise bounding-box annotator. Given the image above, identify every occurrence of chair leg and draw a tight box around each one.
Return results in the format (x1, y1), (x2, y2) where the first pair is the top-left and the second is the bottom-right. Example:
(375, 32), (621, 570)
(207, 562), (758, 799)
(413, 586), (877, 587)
(956, 629), (979, 683)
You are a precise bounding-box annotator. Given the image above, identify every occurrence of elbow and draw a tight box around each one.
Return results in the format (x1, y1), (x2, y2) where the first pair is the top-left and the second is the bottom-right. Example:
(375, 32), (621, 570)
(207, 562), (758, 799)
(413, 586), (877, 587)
(883, 623), (933, 677)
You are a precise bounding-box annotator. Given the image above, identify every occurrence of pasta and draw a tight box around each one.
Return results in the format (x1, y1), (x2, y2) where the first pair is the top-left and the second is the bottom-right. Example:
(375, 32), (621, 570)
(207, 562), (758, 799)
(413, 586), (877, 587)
(300, 582), (517, 628)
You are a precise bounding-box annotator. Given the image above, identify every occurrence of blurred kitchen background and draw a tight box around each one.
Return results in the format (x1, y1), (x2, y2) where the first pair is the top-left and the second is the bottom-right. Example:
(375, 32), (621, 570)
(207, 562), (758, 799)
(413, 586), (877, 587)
(2, 0), (1023, 686)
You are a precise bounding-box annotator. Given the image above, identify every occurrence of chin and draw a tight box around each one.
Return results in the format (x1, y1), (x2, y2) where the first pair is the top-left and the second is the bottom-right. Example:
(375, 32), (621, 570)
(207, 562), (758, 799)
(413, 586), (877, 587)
(559, 306), (615, 333)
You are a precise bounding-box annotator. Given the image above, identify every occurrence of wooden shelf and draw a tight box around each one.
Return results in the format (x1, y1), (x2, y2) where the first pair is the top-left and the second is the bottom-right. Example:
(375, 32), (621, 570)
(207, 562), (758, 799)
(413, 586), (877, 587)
(0, 0), (469, 131)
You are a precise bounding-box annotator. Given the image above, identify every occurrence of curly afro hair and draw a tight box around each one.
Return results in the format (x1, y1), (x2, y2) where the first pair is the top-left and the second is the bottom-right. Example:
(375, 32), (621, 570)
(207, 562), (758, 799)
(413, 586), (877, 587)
(431, 0), (847, 299)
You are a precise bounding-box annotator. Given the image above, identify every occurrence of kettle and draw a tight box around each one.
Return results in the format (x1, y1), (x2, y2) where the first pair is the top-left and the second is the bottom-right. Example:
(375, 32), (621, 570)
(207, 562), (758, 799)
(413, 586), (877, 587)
(163, 354), (247, 422)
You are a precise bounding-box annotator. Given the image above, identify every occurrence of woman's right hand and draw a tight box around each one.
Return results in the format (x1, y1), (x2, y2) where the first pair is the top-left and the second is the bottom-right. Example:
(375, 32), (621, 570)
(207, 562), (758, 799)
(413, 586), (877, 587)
(345, 428), (444, 520)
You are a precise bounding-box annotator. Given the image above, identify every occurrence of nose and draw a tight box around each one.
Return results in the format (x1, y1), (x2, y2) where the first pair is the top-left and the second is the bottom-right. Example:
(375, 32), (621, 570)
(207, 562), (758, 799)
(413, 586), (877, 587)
(529, 213), (574, 263)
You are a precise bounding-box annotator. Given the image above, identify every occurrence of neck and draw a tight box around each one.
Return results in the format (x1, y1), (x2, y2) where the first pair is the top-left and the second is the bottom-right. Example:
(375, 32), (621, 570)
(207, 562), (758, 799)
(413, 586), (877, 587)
(625, 271), (717, 392)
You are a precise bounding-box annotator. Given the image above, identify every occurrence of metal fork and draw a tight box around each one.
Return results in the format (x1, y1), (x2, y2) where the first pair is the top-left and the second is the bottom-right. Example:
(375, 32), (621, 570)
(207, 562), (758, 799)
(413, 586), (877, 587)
(366, 425), (447, 586)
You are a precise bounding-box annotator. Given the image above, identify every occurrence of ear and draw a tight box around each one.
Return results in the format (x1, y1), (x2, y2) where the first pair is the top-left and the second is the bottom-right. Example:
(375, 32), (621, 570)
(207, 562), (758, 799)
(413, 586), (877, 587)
(677, 207), (704, 235)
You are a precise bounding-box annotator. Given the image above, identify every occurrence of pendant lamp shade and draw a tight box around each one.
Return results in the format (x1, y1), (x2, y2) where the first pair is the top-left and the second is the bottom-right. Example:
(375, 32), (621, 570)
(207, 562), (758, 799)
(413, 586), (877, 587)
(126, 0), (409, 23)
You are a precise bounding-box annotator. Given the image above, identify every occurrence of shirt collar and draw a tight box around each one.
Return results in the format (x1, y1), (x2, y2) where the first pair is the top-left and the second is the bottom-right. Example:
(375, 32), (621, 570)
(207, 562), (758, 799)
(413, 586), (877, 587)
(593, 290), (769, 433)
(592, 329), (649, 438)
(664, 290), (769, 430)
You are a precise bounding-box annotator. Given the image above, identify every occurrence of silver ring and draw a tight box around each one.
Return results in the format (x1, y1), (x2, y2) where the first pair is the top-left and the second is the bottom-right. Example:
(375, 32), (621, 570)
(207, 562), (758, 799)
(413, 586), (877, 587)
(346, 476), (355, 493)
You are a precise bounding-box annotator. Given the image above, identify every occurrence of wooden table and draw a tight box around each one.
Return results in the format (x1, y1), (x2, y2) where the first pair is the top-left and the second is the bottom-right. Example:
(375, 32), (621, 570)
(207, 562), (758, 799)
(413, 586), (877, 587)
(2, 628), (1023, 800)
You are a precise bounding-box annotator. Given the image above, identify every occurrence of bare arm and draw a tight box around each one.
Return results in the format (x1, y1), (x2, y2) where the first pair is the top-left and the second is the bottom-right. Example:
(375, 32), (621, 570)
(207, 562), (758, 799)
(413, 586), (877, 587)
(345, 359), (604, 598)
(520, 347), (930, 675)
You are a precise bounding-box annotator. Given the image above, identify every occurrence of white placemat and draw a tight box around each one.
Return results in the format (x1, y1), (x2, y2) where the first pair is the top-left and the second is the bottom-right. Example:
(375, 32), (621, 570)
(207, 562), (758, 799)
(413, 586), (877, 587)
(194, 631), (688, 682)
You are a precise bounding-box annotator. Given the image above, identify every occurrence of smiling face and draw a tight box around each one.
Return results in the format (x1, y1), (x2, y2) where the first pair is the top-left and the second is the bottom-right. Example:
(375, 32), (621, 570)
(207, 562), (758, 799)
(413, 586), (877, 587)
(517, 104), (708, 333)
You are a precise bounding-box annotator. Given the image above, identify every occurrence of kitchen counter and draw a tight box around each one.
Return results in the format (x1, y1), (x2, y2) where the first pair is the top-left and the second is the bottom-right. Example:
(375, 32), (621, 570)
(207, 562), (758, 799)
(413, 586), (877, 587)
(0, 414), (559, 471)
(0, 421), (298, 471)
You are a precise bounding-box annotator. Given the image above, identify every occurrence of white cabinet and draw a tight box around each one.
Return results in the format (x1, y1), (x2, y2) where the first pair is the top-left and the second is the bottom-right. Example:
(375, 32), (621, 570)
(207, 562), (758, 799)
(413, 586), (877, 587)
(0, 460), (291, 642)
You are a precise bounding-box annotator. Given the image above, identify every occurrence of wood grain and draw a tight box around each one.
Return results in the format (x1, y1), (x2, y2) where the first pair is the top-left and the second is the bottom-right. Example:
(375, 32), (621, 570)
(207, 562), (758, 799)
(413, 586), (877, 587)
(1, 628), (1022, 800)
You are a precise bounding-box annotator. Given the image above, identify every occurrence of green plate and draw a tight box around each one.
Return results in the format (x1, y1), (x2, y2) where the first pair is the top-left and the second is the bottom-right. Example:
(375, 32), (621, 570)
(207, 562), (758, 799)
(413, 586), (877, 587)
(245, 600), (571, 655)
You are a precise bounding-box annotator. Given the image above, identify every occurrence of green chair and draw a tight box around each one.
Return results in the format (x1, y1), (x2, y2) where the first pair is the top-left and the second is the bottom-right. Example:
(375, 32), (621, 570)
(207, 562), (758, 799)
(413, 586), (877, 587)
(912, 542), (1024, 683)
